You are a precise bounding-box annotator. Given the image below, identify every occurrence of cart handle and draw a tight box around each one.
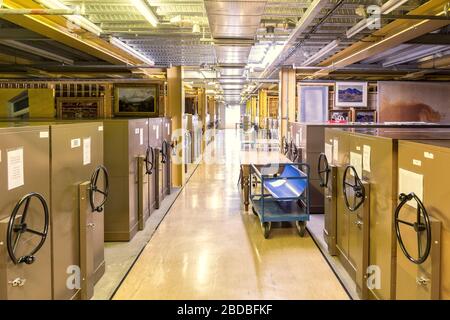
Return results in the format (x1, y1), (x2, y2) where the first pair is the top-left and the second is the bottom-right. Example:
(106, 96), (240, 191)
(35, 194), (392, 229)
(250, 163), (310, 180)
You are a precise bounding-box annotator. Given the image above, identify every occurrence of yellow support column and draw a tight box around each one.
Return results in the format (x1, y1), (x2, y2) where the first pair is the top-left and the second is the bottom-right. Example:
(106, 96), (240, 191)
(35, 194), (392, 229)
(167, 66), (185, 187)
(251, 96), (257, 124)
(279, 67), (296, 142)
(258, 89), (268, 129)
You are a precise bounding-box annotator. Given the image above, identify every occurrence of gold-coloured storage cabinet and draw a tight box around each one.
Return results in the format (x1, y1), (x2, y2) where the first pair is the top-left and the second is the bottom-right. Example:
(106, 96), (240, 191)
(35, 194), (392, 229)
(396, 140), (450, 300)
(103, 119), (149, 241)
(0, 124), (52, 300)
(161, 117), (172, 198)
(148, 118), (162, 211)
(48, 122), (105, 300)
(324, 128), (450, 300)
(323, 128), (370, 298)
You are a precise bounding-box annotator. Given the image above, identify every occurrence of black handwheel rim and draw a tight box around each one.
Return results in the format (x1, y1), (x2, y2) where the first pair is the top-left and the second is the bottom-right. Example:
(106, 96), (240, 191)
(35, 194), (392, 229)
(342, 165), (365, 212)
(291, 142), (298, 161)
(395, 193), (432, 265)
(282, 136), (289, 155)
(89, 165), (109, 213)
(318, 153), (330, 187)
(161, 140), (168, 164)
(145, 146), (155, 174)
(7, 192), (49, 265)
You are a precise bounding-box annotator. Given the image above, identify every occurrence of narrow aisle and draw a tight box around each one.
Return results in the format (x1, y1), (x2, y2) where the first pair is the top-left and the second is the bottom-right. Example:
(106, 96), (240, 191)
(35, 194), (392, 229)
(113, 130), (348, 300)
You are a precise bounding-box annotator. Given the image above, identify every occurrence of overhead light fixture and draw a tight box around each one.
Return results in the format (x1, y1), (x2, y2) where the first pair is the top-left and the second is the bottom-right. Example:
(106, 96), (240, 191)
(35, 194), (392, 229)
(346, 0), (409, 38)
(383, 45), (448, 68)
(110, 37), (155, 65)
(36, 0), (103, 35)
(130, 0), (158, 27)
(301, 40), (340, 66)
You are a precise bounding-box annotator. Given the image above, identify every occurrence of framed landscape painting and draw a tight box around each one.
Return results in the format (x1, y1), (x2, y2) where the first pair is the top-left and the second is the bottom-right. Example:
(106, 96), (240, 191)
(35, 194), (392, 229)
(114, 84), (159, 117)
(335, 82), (368, 107)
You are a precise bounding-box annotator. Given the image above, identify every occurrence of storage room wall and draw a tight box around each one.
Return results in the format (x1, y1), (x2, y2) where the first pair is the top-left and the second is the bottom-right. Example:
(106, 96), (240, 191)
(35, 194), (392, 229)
(0, 88), (55, 118)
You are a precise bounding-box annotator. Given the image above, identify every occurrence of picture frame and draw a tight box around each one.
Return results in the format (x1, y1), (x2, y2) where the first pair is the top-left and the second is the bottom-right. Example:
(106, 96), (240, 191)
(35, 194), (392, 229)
(354, 110), (377, 123)
(335, 81), (368, 107)
(298, 85), (329, 122)
(329, 109), (351, 122)
(114, 84), (159, 117)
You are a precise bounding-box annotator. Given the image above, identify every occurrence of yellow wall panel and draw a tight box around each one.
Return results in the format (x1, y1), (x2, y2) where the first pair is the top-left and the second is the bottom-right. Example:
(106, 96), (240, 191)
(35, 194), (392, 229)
(0, 88), (55, 118)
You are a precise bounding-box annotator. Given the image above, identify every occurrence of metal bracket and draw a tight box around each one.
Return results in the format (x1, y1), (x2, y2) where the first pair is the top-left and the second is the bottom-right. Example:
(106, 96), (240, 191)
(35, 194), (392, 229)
(9, 277), (26, 287)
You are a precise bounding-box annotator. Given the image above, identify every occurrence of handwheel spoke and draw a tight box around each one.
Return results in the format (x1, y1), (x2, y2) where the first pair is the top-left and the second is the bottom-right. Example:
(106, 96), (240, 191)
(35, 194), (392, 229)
(397, 219), (415, 227)
(96, 189), (107, 196)
(21, 197), (32, 222)
(13, 232), (22, 252)
(26, 228), (46, 237)
(93, 171), (100, 185)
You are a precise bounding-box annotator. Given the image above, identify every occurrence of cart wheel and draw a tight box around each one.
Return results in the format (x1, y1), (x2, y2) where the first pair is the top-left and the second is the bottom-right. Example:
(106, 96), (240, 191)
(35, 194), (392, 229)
(296, 221), (307, 237)
(262, 222), (271, 239)
(251, 206), (258, 216)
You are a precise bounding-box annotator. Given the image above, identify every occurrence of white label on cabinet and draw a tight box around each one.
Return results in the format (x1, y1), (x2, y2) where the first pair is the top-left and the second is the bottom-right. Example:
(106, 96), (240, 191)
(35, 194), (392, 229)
(413, 159), (422, 167)
(363, 145), (371, 172)
(40, 131), (49, 138)
(135, 128), (140, 135)
(399, 168), (423, 208)
(139, 128), (144, 145)
(7, 148), (24, 190)
(424, 152), (434, 159)
(333, 139), (339, 162)
(356, 146), (361, 151)
(350, 152), (363, 178)
(156, 126), (159, 140)
(98, 126), (103, 132)
(83, 138), (91, 165)
(325, 143), (333, 163)
(71, 138), (81, 149)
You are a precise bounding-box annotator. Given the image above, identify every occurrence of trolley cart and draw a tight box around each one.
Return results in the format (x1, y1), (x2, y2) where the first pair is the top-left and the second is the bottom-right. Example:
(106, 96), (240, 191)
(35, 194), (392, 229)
(250, 163), (310, 239)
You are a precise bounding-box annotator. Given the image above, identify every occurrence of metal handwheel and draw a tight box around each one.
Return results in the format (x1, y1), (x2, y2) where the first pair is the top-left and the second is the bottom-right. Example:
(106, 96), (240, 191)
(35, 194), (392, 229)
(161, 140), (169, 164)
(145, 146), (155, 175)
(342, 165), (365, 212)
(7, 193), (49, 265)
(282, 136), (289, 155)
(395, 192), (432, 265)
(291, 142), (299, 162)
(318, 153), (330, 187)
(89, 165), (109, 213)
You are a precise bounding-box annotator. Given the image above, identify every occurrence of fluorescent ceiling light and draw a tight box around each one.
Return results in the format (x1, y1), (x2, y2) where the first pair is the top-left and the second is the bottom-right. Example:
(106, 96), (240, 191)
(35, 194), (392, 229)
(346, 0), (409, 38)
(383, 45), (448, 67)
(301, 40), (340, 66)
(36, 0), (102, 36)
(110, 37), (155, 65)
(130, 0), (158, 27)
(0, 39), (74, 64)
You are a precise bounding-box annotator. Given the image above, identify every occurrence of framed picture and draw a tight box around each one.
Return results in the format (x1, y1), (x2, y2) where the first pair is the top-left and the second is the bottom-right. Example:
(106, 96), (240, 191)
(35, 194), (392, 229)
(335, 82), (368, 107)
(329, 110), (351, 122)
(354, 110), (377, 123)
(298, 85), (329, 122)
(114, 84), (159, 116)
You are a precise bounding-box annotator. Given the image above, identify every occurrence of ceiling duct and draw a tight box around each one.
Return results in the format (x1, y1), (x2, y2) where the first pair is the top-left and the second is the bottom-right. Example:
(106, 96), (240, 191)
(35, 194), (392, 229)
(205, 0), (268, 99)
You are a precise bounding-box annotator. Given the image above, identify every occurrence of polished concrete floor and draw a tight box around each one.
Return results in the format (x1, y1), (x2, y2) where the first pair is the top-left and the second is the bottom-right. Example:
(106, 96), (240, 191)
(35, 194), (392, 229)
(113, 130), (349, 300)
